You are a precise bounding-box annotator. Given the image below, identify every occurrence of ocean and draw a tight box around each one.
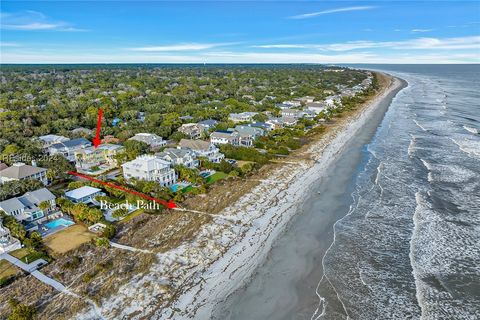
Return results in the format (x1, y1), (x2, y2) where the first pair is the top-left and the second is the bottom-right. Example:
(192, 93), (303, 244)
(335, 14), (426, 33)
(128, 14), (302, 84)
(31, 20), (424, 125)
(218, 65), (480, 319)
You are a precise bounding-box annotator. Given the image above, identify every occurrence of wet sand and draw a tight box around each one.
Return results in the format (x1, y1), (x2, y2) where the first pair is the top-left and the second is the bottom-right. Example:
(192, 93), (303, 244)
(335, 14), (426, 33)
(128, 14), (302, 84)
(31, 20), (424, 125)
(216, 76), (407, 320)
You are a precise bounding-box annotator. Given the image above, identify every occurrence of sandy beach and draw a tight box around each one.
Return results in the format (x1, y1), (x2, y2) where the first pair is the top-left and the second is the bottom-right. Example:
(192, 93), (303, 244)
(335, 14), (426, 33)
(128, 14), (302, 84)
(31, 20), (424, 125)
(78, 73), (405, 320)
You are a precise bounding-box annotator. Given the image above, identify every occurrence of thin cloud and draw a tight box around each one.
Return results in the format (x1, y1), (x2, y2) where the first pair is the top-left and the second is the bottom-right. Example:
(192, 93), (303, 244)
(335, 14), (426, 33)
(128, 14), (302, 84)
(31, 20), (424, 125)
(0, 11), (87, 32)
(289, 6), (375, 20)
(253, 36), (480, 52)
(128, 43), (235, 52)
(0, 41), (20, 47)
(411, 29), (434, 33)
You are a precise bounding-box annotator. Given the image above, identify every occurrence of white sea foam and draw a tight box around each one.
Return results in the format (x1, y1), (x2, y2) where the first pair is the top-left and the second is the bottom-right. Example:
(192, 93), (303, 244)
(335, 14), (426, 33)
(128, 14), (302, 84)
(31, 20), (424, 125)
(463, 125), (479, 134)
(413, 119), (428, 132)
(450, 137), (480, 159)
(408, 135), (417, 157)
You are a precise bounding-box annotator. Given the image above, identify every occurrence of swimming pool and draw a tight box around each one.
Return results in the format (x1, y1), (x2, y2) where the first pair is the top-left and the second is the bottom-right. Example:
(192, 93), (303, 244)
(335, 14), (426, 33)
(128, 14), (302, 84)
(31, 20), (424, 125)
(44, 218), (74, 229)
(170, 182), (190, 192)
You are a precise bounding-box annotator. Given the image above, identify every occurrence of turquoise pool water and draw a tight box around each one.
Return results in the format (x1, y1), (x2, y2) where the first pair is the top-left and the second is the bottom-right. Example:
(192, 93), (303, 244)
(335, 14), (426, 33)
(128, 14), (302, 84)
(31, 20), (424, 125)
(170, 183), (190, 192)
(45, 218), (74, 229)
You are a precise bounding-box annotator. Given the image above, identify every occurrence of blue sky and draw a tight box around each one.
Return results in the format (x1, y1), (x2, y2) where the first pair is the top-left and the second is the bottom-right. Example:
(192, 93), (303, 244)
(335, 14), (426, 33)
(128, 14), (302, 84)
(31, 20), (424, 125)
(1, 1), (479, 63)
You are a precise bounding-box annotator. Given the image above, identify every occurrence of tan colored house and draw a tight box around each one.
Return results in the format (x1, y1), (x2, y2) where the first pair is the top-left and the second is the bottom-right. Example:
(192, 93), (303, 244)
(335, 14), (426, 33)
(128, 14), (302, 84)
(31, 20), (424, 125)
(75, 144), (125, 175)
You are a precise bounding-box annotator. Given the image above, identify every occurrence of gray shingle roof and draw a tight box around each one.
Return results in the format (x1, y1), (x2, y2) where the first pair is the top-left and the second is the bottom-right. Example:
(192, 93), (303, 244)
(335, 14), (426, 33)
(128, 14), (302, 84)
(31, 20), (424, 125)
(0, 163), (47, 180)
(178, 139), (210, 151)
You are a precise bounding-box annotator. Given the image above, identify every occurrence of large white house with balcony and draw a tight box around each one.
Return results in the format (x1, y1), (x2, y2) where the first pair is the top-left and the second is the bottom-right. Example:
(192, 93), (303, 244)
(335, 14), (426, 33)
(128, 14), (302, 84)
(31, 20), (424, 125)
(122, 155), (176, 187)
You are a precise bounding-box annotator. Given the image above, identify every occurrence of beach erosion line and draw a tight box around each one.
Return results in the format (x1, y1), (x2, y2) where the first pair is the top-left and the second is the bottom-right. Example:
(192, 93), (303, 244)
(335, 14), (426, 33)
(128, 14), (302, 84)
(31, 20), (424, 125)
(157, 74), (406, 320)
(76, 73), (405, 320)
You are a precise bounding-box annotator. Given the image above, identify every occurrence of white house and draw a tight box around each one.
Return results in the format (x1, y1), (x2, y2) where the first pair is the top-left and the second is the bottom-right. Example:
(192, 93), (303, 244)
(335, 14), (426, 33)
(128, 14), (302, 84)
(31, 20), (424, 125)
(0, 220), (22, 253)
(156, 148), (199, 168)
(122, 155), (176, 186)
(0, 163), (48, 185)
(178, 139), (224, 163)
(128, 133), (167, 149)
(65, 186), (104, 204)
(210, 130), (240, 146)
(305, 102), (328, 114)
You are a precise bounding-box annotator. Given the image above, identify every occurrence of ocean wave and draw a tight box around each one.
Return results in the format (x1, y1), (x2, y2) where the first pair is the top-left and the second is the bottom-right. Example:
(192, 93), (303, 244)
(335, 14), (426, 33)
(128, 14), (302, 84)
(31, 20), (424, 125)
(450, 138), (480, 159)
(463, 125), (479, 134)
(413, 119), (428, 132)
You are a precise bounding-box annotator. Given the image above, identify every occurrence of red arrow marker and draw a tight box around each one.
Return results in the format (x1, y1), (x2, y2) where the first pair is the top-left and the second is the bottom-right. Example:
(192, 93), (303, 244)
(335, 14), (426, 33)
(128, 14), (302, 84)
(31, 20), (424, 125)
(93, 108), (103, 148)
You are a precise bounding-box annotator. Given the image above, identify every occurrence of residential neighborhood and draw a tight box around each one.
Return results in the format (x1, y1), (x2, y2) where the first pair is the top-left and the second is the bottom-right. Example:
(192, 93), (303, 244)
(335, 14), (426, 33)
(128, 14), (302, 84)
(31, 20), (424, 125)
(0, 64), (377, 319)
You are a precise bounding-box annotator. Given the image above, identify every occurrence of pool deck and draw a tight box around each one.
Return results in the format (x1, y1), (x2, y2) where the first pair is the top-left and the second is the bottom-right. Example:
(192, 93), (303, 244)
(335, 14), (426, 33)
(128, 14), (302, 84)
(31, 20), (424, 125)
(39, 218), (76, 238)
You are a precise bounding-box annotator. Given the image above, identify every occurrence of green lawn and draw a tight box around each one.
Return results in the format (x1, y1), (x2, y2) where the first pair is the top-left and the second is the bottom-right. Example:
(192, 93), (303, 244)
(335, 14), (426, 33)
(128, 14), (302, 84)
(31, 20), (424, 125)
(205, 172), (228, 184)
(120, 209), (144, 223)
(9, 248), (49, 264)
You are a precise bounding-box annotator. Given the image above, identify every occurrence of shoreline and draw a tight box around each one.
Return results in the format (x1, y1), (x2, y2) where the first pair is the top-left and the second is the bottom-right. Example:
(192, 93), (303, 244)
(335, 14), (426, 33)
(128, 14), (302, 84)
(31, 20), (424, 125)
(78, 72), (405, 319)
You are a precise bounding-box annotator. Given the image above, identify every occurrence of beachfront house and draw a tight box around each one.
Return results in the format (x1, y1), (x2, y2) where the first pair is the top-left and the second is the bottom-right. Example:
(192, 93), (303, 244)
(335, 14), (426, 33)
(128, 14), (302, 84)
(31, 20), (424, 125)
(122, 155), (176, 186)
(65, 186), (104, 204)
(228, 112), (258, 123)
(266, 117), (298, 129)
(230, 125), (265, 147)
(75, 144), (125, 175)
(233, 125), (264, 139)
(156, 148), (199, 168)
(0, 163), (48, 185)
(210, 130), (240, 146)
(0, 188), (57, 225)
(178, 123), (204, 139)
(325, 96), (342, 108)
(178, 139), (225, 163)
(305, 102), (328, 115)
(0, 220), (22, 254)
(47, 138), (92, 162)
(128, 133), (167, 149)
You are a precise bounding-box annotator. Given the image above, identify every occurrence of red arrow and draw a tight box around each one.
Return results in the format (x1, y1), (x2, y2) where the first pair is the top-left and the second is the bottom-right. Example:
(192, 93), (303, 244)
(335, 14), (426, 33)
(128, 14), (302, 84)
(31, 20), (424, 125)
(93, 108), (103, 148)
(67, 170), (177, 209)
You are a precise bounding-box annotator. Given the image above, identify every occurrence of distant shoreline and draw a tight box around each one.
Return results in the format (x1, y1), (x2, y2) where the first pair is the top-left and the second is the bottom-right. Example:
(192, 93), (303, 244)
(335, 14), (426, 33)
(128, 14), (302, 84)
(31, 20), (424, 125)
(75, 71), (406, 319)
(154, 72), (406, 319)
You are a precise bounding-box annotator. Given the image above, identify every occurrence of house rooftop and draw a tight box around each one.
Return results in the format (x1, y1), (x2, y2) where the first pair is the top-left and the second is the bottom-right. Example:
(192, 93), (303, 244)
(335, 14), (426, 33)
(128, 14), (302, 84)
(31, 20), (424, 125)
(81, 143), (124, 154)
(50, 138), (91, 150)
(0, 163), (47, 180)
(0, 188), (55, 216)
(178, 139), (211, 151)
(65, 186), (102, 200)
(122, 155), (171, 171)
(156, 148), (191, 159)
